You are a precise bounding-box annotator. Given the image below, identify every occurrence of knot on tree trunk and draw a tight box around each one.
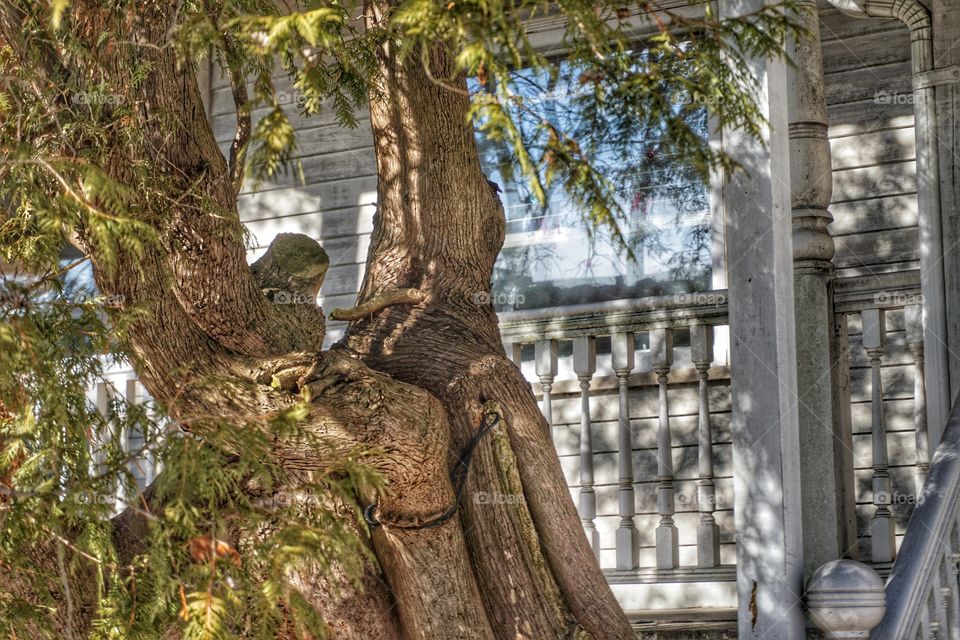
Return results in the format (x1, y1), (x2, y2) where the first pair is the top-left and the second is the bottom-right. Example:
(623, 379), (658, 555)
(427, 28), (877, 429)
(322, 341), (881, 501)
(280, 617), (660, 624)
(251, 233), (329, 303)
(249, 233), (330, 351)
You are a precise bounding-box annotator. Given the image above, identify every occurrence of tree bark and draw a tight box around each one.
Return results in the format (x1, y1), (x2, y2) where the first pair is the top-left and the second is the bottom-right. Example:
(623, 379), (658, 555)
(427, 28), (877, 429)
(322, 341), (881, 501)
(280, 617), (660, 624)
(337, 5), (636, 639)
(1, 1), (636, 638)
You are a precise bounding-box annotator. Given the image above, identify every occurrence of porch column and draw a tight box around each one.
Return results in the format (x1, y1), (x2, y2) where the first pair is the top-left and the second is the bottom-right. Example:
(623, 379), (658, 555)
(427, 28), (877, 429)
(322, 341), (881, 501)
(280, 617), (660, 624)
(931, 0), (960, 420)
(787, 0), (857, 576)
(721, 1), (805, 637)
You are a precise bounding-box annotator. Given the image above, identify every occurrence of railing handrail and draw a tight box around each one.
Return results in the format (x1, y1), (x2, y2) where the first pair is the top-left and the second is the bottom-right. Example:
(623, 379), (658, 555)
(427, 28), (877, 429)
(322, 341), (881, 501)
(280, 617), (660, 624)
(497, 290), (728, 342)
(832, 271), (922, 314)
(872, 391), (960, 639)
(495, 273), (922, 341)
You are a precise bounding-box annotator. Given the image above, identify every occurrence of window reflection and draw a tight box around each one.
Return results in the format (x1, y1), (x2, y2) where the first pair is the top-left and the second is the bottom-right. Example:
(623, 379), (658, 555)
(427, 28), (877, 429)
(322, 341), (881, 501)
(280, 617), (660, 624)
(474, 57), (712, 311)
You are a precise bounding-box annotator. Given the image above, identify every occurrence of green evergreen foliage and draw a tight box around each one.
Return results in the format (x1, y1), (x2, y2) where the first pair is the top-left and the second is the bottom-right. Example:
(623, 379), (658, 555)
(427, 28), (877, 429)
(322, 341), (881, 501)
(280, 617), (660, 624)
(0, 270), (383, 638)
(0, 0), (803, 636)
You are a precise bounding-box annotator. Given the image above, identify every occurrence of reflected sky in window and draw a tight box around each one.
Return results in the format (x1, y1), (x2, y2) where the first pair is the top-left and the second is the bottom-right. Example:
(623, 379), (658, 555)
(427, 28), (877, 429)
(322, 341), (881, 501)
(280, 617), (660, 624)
(473, 57), (712, 311)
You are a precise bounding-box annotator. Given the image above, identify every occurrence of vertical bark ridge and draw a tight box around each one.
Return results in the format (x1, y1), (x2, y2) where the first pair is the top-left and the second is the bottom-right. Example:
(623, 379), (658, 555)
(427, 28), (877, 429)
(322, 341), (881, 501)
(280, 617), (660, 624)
(289, 544), (403, 640)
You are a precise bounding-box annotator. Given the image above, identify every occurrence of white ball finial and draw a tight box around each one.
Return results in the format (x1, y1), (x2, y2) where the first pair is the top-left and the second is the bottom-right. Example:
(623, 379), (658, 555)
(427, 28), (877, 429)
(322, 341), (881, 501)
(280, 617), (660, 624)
(805, 560), (886, 639)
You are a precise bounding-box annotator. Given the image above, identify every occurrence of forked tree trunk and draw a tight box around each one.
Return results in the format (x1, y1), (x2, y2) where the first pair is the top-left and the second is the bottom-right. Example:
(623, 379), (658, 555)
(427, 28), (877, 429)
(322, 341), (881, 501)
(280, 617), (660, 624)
(333, 6), (635, 638)
(0, 1), (635, 638)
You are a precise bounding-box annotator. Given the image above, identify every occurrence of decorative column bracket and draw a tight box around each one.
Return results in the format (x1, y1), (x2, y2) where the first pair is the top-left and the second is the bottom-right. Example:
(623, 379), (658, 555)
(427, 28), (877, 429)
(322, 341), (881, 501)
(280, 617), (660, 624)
(913, 64), (960, 90)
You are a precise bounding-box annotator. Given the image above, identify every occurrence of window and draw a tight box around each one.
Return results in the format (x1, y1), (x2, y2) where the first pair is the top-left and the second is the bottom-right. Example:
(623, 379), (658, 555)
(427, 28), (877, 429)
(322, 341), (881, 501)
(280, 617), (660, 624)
(474, 55), (716, 312)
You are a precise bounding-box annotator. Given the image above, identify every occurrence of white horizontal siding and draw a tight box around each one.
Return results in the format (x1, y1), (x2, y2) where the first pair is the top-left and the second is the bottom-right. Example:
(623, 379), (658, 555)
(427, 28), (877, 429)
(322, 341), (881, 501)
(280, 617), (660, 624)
(821, 8), (919, 278)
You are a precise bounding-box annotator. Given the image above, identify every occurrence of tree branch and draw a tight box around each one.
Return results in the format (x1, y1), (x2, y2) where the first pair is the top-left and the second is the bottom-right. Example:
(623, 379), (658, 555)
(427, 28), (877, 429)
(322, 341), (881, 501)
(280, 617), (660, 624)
(224, 52), (250, 197)
(330, 288), (425, 321)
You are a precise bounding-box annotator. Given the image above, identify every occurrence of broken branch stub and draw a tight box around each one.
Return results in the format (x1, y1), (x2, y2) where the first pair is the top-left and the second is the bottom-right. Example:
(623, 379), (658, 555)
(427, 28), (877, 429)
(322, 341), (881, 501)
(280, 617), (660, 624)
(251, 233), (329, 303)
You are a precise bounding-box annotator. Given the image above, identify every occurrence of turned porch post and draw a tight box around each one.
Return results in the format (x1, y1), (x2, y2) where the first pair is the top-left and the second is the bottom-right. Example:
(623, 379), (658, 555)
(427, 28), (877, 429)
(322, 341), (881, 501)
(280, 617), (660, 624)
(722, 0), (805, 636)
(787, 0), (857, 576)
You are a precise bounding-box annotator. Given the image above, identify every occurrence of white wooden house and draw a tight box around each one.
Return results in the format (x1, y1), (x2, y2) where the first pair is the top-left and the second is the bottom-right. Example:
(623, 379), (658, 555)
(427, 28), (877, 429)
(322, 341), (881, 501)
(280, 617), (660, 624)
(102, 0), (960, 637)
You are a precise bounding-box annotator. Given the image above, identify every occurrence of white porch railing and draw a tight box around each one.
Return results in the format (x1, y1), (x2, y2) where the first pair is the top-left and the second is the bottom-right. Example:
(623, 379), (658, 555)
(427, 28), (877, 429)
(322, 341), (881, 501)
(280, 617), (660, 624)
(90, 372), (159, 513)
(499, 292), (732, 585)
(500, 278), (936, 614)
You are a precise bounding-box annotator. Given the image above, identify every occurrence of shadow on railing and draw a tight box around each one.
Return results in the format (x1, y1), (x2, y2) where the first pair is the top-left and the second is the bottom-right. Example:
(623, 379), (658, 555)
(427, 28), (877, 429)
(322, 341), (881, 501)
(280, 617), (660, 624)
(496, 278), (933, 611)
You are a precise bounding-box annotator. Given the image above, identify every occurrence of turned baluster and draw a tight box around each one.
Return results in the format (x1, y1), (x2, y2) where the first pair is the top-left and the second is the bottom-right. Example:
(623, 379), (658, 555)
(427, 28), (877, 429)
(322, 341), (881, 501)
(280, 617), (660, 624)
(612, 332), (639, 570)
(535, 340), (558, 443)
(573, 336), (600, 561)
(116, 379), (139, 506)
(95, 382), (118, 511)
(905, 304), (930, 493)
(651, 328), (678, 569)
(94, 383), (111, 471)
(863, 308), (895, 564)
(691, 325), (720, 567)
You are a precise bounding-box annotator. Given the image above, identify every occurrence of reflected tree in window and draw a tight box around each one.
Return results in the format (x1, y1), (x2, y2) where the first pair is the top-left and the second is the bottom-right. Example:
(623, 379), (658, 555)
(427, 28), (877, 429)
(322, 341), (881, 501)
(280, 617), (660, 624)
(474, 48), (713, 311)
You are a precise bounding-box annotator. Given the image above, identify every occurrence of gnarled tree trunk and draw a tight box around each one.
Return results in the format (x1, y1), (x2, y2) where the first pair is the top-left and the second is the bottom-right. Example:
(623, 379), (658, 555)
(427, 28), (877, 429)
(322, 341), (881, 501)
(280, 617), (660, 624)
(0, 1), (635, 637)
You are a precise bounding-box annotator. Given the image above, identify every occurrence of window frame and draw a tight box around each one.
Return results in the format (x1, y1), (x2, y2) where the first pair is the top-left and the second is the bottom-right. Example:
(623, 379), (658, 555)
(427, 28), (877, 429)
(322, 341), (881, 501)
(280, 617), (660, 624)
(485, 4), (729, 317)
